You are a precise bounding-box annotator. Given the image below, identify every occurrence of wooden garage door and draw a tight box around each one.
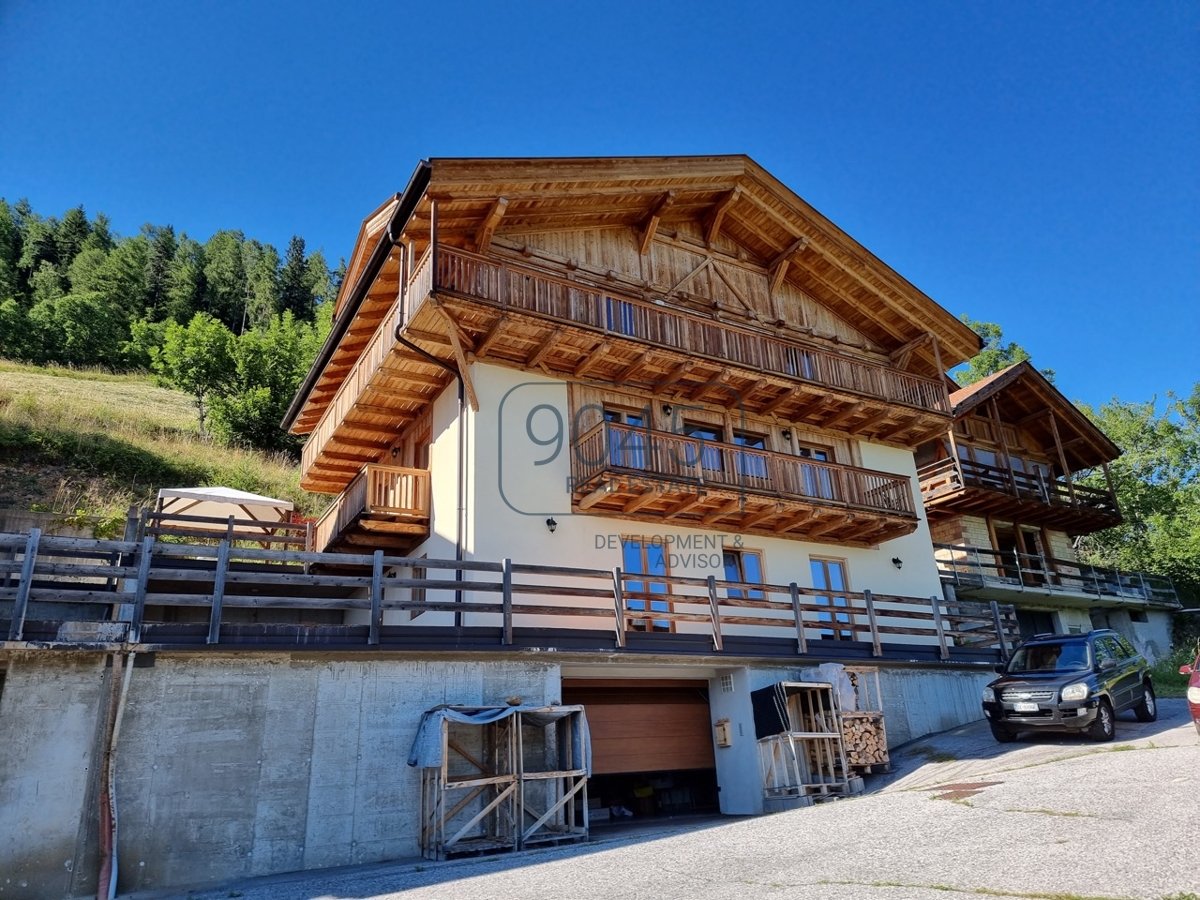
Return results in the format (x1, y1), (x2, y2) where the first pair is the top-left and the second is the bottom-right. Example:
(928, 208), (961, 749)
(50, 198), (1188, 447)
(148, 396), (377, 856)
(563, 681), (715, 775)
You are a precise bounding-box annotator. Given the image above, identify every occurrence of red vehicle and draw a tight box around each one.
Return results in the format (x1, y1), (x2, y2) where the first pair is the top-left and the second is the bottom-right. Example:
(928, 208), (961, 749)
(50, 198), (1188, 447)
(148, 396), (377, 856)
(1181, 648), (1200, 736)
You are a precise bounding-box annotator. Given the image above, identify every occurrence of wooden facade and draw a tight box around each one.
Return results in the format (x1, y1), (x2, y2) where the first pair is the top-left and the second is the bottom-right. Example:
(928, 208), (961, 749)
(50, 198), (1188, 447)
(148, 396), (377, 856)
(286, 157), (980, 551)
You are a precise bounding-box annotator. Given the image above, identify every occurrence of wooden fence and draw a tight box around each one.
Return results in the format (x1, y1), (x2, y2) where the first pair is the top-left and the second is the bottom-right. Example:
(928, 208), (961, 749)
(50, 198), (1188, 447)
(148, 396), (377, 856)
(0, 530), (1019, 658)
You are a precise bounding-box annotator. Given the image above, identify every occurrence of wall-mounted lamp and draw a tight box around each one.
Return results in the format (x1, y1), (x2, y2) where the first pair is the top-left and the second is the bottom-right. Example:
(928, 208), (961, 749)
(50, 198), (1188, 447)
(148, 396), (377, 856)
(546, 517), (558, 534)
(781, 429), (792, 440)
(891, 557), (903, 570)
(662, 404), (673, 416)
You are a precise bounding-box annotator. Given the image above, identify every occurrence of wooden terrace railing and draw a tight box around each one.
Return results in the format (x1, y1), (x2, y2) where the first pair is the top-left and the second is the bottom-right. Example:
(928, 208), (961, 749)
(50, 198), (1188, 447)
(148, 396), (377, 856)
(1, 530), (1018, 659)
(419, 246), (950, 414)
(139, 511), (312, 550)
(574, 422), (916, 516)
(312, 464), (430, 551)
(933, 543), (1180, 608)
(918, 457), (1119, 516)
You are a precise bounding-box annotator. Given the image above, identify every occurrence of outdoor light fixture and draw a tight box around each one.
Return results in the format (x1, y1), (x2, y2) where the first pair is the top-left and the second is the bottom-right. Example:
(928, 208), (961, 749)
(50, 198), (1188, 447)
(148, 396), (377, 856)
(892, 557), (903, 570)
(662, 404), (673, 416)
(781, 429), (792, 440)
(546, 517), (558, 534)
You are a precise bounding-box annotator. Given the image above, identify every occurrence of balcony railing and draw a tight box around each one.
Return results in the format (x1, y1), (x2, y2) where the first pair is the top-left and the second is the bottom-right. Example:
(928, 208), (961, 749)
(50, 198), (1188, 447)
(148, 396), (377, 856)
(1, 530), (1019, 659)
(934, 543), (1180, 608)
(918, 457), (1118, 517)
(421, 246), (949, 415)
(313, 464), (430, 552)
(573, 422), (916, 517)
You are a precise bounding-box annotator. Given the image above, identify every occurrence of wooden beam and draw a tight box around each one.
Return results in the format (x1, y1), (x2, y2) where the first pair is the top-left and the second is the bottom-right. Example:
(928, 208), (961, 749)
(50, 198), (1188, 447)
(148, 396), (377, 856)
(623, 491), (661, 515)
(639, 191), (675, 255)
(740, 505), (783, 531)
(474, 315), (510, 357)
(848, 409), (893, 435)
(819, 402), (867, 430)
(577, 482), (614, 511)
(663, 493), (707, 519)
(1046, 409), (1076, 501)
(437, 309), (480, 413)
(702, 498), (744, 526)
(655, 359), (696, 392)
(888, 333), (932, 370)
(810, 514), (853, 539)
(778, 510), (815, 532)
(527, 327), (566, 369)
(615, 350), (654, 385)
(705, 187), (741, 246)
(574, 340), (612, 378)
(474, 197), (508, 253)
(769, 236), (809, 270)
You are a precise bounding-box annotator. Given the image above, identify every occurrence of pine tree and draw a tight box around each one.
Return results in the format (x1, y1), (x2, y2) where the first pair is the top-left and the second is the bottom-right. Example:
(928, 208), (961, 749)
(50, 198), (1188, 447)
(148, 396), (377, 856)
(278, 235), (314, 321)
(143, 225), (177, 319)
(55, 206), (91, 273)
(202, 231), (248, 329)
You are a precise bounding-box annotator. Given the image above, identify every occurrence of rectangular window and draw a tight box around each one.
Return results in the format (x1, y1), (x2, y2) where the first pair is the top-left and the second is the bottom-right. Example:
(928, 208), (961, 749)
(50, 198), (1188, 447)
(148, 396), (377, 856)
(683, 421), (724, 474)
(797, 444), (836, 500)
(605, 297), (637, 336)
(810, 557), (854, 641)
(604, 407), (648, 470)
(723, 548), (764, 600)
(732, 430), (769, 483)
(621, 538), (671, 632)
(409, 556), (428, 620)
(784, 346), (817, 380)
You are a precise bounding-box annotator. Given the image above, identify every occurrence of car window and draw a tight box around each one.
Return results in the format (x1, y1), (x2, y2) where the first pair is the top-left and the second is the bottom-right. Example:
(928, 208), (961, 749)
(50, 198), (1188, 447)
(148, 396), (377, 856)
(1094, 637), (1121, 666)
(1115, 635), (1137, 659)
(1007, 641), (1089, 673)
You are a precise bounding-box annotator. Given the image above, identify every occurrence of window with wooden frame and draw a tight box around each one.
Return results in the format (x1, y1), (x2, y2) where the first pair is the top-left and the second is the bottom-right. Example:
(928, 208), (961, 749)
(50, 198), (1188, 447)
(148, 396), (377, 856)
(722, 548), (764, 600)
(731, 429), (769, 482)
(603, 406), (649, 470)
(621, 537), (672, 632)
(796, 441), (836, 500)
(682, 420), (724, 473)
(809, 556), (854, 641)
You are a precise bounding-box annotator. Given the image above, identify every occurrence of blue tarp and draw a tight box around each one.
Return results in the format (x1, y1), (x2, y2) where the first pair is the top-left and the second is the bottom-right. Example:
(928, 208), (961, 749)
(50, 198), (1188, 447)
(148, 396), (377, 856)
(408, 704), (592, 774)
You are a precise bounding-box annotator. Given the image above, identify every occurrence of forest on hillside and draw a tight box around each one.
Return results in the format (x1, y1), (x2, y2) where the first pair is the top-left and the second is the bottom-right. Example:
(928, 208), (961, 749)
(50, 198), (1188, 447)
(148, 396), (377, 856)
(0, 199), (338, 452)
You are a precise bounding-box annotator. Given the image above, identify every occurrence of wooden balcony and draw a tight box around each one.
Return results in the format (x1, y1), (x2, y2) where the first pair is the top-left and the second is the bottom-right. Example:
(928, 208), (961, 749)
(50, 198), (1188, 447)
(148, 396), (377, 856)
(918, 457), (1121, 532)
(299, 244), (952, 492)
(571, 422), (918, 546)
(313, 464), (431, 552)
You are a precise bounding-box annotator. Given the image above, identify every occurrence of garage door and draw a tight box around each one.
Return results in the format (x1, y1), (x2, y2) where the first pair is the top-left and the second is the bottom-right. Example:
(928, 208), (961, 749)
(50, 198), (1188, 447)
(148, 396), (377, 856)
(563, 681), (715, 775)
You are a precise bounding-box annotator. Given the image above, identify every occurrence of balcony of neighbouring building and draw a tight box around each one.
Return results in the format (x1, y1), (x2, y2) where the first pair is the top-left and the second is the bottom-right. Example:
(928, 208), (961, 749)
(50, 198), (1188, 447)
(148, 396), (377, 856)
(298, 245), (953, 493)
(918, 456), (1121, 533)
(570, 421), (919, 546)
(312, 464), (431, 552)
(934, 542), (1180, 610)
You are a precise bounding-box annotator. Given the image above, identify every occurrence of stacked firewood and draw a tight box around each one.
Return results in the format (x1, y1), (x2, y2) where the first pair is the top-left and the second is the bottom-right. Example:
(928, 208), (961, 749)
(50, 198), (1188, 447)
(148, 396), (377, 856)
(840, 712), (888, 766)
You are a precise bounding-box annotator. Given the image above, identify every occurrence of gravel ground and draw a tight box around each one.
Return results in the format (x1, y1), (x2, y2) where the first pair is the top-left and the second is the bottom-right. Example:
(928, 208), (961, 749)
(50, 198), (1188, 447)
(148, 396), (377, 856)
(153, 699), (1200, 900)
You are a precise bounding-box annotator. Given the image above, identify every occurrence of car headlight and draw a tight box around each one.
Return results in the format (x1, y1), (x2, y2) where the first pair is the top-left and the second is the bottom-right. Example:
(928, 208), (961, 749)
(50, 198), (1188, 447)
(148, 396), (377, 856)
(1061, 682), (1090, 702)
(1187, 686), (1200, 704)
(982, 687), (996, 703)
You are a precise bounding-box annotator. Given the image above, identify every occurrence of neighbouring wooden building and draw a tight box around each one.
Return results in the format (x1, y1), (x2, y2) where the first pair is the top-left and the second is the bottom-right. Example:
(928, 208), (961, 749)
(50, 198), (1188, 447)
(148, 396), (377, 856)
(918, 361), (1177, 657)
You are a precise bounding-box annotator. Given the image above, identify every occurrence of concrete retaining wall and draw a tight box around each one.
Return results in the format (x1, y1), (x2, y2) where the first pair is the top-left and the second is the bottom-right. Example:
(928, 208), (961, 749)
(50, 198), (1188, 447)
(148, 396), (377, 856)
(0, 652), (989, 898)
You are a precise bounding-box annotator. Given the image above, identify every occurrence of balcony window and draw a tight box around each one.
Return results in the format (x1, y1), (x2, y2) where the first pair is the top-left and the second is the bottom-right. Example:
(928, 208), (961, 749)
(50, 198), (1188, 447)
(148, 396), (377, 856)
(604, 408), (648, 470)
(622, 538), (671, 631)
(683, 422), (724, 474)
(732, 430), (769, 483)
(723, 549), (764, 600)
(810, 557), (854, 640)
(798, 445), (836, 500)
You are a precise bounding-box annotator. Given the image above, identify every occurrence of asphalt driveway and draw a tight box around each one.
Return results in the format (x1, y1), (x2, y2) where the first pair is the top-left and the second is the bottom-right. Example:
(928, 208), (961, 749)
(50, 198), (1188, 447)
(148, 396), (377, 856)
(157, 699), (1199, 900)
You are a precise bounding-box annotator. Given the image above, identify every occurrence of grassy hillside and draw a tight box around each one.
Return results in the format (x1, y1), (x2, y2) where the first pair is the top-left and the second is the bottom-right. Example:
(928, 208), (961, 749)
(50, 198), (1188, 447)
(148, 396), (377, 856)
(0, 360), (325, 535)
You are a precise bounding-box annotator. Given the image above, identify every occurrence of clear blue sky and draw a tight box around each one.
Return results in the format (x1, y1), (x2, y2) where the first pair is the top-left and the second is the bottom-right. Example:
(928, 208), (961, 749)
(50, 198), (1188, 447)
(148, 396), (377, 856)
(2, 1), (1196, 408)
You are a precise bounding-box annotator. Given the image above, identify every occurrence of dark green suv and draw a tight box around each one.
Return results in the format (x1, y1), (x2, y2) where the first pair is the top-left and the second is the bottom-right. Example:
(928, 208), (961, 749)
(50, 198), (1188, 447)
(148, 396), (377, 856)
(981, 629), (1156, 743)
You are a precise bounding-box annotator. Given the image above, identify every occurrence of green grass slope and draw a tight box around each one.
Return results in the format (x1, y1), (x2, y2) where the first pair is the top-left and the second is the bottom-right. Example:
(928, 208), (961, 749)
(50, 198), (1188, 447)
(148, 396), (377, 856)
(0, 360), (324, 535)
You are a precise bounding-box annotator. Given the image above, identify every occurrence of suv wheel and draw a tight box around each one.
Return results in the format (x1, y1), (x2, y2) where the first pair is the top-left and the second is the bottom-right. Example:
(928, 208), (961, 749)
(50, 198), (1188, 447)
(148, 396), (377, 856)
(989, 722), (1017, 743)
(1087, 699), (1115, 742)
(1134, 682), (1157, 723)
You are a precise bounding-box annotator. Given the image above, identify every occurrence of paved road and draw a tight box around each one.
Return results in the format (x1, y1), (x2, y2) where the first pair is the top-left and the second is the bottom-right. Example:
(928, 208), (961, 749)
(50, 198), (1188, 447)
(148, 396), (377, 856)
(164, 700), (1199, 900)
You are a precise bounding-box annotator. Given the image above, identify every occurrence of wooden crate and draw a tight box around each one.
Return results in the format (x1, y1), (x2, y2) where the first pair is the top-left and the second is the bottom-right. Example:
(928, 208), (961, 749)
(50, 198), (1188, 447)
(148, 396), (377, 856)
(841, 666), (890, 774)
(755, 683), (861, 800)
(517, 706), (590, 850)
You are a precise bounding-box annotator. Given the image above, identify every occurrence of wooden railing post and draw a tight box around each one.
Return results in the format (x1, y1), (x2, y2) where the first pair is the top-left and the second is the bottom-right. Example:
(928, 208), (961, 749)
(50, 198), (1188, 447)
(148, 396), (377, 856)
(129, 535), (154, 644)
(8, 528), (41, 641)
(501, 558), (513, 646)
(225, 515), (236, 543)
(789, 582), (808, 655)
(369, 549), (384, 646)
(611, 567), (626, 648)
(989, 600), (1009, 659)
(207, 540), (230, 645)
(862, 589), (882, 657)
(706, 575), (723, 652)
(930, 594), (949, 661)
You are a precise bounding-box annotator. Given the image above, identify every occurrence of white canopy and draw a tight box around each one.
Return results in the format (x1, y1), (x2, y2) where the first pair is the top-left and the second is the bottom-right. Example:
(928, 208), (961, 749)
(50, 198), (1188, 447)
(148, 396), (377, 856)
(155, 486), (294, 534)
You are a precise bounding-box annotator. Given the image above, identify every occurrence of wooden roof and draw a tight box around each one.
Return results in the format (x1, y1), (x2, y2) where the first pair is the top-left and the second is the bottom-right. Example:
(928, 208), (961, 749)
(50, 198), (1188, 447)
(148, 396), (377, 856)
(949, 361), (1121, 471)
(293, 155), (981, 434)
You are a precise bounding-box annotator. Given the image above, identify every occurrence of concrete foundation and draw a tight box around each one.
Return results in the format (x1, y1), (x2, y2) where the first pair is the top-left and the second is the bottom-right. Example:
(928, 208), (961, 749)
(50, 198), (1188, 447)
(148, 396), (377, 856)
(0, 652), (991, 898)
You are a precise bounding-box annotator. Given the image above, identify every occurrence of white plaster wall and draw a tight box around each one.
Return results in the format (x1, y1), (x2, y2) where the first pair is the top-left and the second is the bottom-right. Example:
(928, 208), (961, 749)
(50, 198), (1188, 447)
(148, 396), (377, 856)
(447, 362), (945, 643)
